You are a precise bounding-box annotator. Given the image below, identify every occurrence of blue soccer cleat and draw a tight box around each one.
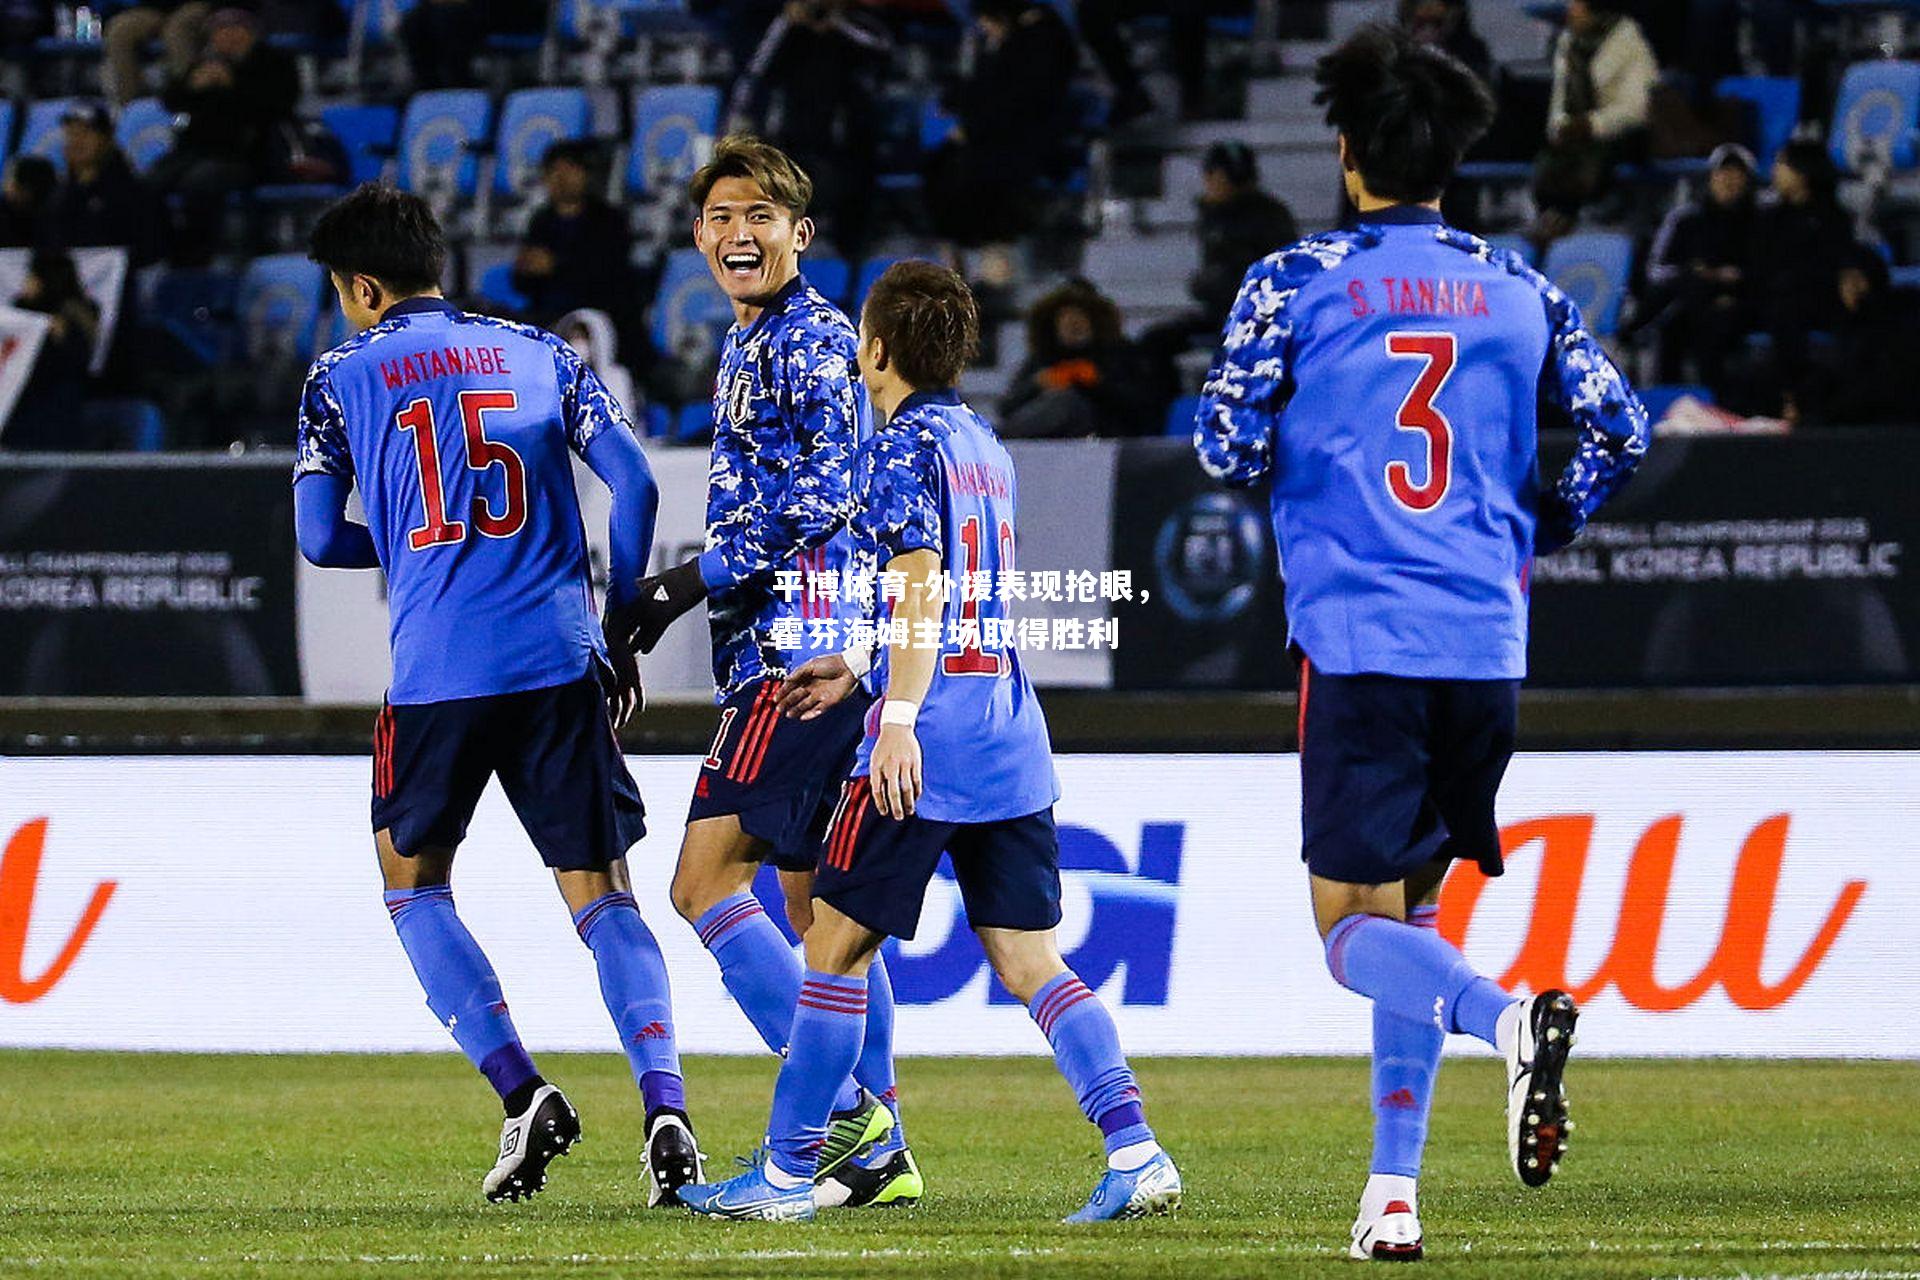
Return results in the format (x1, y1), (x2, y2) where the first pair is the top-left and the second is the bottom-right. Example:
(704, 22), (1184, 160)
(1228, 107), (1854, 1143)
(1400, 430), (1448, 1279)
(1064, 1150), (1182, 1223)
(678, 1153), (817, 1223)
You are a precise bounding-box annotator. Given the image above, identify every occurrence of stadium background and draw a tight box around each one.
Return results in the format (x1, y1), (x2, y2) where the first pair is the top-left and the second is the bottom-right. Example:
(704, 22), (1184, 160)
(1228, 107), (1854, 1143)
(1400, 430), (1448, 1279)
(0, 3), (1917, 1274)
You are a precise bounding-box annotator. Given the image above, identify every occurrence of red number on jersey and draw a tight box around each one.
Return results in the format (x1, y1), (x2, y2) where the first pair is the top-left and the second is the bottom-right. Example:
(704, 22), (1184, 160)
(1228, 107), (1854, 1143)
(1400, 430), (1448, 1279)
(1383, 332), (1456, 513)
(396, 398), (466, 550)
(394, 391), (527, 551)
(942, 515), (1013, 677)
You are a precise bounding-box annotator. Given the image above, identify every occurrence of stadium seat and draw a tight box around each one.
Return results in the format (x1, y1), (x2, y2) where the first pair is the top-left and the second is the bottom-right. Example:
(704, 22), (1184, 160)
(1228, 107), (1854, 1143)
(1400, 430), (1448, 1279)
(115, 98), (175, 173)
(397, 89), (493, 197)
(19, 98), (75, 174)
(1716, 76), (1800, 176)
(238, 254), (327, 362)
(320, 103), (398, 186)
(1829, 60), (1920, 172)
(650, 247), (735, 357)
(1543, 231), (1633, 335)
(0, 101), (17, 169)
(1484, 233), (1539, 267)
(1636, 383), (1711, 423)
(643, 402), (672, 437)
(1164, 394), (1202, 437)
(558, 0), (700, 41)
(477, 261), (529, 313)
(675, 400), (713, 442)
(854, 255), (908, 312)
(802, 256), (850, 306)
(147, 266), (239, 368)
(627, 85), (721, 198)
(494, 88), (590, 199)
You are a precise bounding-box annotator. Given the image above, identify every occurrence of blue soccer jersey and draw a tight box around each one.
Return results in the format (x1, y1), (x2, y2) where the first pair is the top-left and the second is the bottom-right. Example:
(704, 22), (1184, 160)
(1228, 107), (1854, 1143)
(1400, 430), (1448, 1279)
(295, 298), (629, 704)
(697, 274), (870, 702)
(850, 389), (1060, 825)
(1194, 206), (1650, 681)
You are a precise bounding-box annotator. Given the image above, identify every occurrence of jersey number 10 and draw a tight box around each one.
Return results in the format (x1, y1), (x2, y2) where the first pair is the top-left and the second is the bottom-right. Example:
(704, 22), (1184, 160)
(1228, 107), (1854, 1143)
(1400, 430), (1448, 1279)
(1383, 332), (1456, 513)
(396, 390), (528, 551)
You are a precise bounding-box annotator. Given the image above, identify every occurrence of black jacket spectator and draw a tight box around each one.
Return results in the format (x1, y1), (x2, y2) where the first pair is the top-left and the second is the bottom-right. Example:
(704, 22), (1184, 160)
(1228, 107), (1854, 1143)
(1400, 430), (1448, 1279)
(1802, 251), (1919, 428)
(1398, 0), (1492, 83)
(48, 108), (164, 266)
(1191, 147), (1300, 320)
(511, 142), (635, 328)
(1752, 141), (1854, 414)
(1642, 144), (1759, 399)
(4, 251), (101, 452)
(159, 15), (300, 171)
(1002, 281), (1152, 438)
(0, 155), (56, 249)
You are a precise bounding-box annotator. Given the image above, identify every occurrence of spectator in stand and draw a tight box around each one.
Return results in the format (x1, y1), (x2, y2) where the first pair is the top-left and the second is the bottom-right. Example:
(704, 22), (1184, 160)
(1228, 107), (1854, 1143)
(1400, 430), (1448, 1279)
(148, 8), (300, 263)
(1532, 0), (1656, 242)
(1642, 143), (1759, 401)
(1754, 139), (1853, 418)
(104, 1), (213, 106)
(1138, 140), (1298, 410)
(0, 156), (56, 249)
(557, 307), (643, 426)
(925, 0), (1077, 250)
(47, 102), (164, 266)
(512, 141), (634, 326)
(400, 0), (544, 90)
(1798, 247), (1919, 428)
(727, 0), (890, 253)
(1397, 0), (1491, 82)
(3, 251), (100, 451)
(1001, 279), (1152, 438)
(1076, 1), (1251, 126)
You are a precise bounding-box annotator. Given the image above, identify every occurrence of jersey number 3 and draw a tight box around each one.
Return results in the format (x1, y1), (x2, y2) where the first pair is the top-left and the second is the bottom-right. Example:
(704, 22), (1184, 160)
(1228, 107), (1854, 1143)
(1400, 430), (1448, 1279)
(396, 390), (528, 551)
(1383, 332), (1456, 513)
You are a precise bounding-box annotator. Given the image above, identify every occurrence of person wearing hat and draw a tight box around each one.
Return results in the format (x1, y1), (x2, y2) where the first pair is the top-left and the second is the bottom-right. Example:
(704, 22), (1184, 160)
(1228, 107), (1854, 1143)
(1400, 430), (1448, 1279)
(44, 101), (163, 266)
(1641, 142), (1760, 402)
(104, 0), (214, 107)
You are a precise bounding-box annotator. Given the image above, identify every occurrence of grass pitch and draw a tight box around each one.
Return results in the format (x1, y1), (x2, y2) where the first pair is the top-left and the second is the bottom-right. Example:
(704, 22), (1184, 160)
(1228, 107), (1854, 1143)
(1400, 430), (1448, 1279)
(1, 1053), (1915, 1279)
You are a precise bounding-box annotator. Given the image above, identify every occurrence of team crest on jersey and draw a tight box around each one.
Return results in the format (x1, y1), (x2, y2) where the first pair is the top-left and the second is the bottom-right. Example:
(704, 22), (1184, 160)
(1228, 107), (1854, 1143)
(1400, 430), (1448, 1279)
(724, 369), (755, 426)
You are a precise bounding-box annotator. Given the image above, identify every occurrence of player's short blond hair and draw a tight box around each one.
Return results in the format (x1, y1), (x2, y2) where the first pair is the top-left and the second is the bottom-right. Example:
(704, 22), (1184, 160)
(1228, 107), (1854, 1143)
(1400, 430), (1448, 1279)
(687, 134), (813, 219)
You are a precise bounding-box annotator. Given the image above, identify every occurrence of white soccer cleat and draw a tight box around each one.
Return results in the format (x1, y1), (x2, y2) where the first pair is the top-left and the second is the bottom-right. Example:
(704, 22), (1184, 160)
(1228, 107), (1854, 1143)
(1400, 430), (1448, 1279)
(1349, 1199), (1424, 1261)
(1505, 989), (1579, 1188)
(482, 1083), (581, 1203)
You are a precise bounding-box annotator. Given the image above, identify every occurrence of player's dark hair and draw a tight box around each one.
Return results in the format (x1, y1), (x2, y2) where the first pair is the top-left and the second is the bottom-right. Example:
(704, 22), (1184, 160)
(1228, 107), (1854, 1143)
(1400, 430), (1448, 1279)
(687, 133), (812, 219)
(862, 260), (980, 389)
(306, 182), (447, 296)
(1313, 23), (1495, 205)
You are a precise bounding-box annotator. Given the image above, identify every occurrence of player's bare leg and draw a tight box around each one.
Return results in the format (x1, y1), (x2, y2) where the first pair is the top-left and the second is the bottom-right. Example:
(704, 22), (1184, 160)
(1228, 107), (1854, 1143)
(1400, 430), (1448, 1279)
(376, 831), (577, 1203)
(556, 860), (701, 1206)
(975, 927), (1181, 1222)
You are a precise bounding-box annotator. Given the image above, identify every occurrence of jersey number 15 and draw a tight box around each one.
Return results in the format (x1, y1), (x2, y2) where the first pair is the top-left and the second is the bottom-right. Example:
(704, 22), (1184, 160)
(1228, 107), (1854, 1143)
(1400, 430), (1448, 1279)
(396, 390), (528, 551)
(1383, 332), (1456, 513)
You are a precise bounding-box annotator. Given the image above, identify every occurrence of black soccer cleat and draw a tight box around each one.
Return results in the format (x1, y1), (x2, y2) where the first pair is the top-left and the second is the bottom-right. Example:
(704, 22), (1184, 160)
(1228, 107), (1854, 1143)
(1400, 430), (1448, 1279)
(483, 1084), (581, 1203)
(1506, 989), (1579, 1188)
(644, 1110), (704, 1208)
(813, 1146), (923, 1210)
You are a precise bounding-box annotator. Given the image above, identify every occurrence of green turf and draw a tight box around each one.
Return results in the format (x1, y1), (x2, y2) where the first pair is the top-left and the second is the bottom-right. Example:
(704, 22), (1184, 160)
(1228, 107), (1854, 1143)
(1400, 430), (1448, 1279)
(2, 1053), (1916, 1279)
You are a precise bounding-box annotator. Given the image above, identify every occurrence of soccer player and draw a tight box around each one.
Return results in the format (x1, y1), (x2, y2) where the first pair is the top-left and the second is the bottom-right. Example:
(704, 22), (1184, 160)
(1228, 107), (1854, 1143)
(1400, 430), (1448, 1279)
(1194, 26), (1649, 1261)
(674, 261), (1182, 1224)
(605, 135), (912, 1197)
(292, 184), (702, 1207)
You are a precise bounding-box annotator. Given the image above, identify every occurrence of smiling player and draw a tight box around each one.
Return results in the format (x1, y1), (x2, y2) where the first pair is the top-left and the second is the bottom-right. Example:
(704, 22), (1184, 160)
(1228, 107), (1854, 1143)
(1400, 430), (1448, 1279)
(605, 135), (912, 1195)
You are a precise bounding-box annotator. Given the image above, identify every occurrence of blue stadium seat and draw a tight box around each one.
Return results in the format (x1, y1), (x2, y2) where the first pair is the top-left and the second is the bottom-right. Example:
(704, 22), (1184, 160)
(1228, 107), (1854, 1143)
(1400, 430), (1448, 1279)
(1484, 233), (1539, 267)
(643, 402), (672, 437)
(627, 84), (721, 197)
(676, 400), (713, 442)
(398, 89), (493, 196)
(238, 254), (327, 360)
(854, 255), (908, 313)
(0, 101), (16, 168)
(1829, 60), (1920, 172)
(803, 256), (850, 306)
(1636, 383), (1711, 423)
(1163, 394), (1202, 437)
(1889, 263), (1920, 290)
(1716, 76), (1800, 176)
(19, 98), (75, 174)
(478, 261), (529, 312)
(148, 266), (239, 367)
(651, 247), (735, 357)
(1543, 231), (1633, 335)
(321, 103), (398, 185)
(494, 87), (590, 198)
(81, 398), (169, 452)
(115, 98), (175, 173)
(356, 0), (420, 44)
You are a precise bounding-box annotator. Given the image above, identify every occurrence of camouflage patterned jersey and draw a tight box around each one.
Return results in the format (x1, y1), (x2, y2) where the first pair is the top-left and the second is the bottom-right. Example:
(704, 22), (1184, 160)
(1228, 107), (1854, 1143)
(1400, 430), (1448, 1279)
(1193, 205), (1649, 681)
(695, 274), (869, 701)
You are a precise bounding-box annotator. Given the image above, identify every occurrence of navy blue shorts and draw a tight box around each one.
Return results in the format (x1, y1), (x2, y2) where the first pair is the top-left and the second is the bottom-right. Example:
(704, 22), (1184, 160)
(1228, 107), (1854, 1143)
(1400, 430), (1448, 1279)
(372, 670), (646, 871)
(813, 782), (1061, 940)
(686, 676), (872, 873)
(1298, 657), (1518, 884)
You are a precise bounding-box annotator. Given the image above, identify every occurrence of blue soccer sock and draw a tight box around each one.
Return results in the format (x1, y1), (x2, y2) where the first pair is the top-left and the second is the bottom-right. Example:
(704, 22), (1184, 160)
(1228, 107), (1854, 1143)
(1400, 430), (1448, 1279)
(1369, 904), (1447, 1179)
(384, 886), (539, 1107)
(694, 893), (860, 1113)
(854, 949), (905, 1150)
(767, 971), (868, 1182)
(1324, 911), (1518, 1049)
(573, 891), (685, 1117)
(1028, 972), (1157, 1164)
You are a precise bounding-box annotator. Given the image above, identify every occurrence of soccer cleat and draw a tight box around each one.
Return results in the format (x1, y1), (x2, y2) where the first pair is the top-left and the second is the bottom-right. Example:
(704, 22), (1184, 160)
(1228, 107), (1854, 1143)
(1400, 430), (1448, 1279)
(482, 1084), (580, 1203)
(1506, 989), (1579, 1188)
(813, 1146), (924, 1209)
(814, 1089), (893, 1180)
(1350, 1200), (1424, 1261)
(1063, 1150), (1182, 1223)
(644, 1110), (705, 1208)
(677, 1160), (817, 1222)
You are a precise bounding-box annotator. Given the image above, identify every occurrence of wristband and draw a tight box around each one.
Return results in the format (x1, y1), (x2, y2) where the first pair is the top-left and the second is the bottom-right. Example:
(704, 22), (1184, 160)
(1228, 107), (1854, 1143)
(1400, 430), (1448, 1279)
(841, 644), (873, 681)
(879, 699), (919, 728)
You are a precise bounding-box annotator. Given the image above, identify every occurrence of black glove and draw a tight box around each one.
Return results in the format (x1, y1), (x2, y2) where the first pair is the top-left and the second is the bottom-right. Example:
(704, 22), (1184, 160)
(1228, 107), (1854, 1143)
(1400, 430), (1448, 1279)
(600, 615), (646, 728)
(608, 557), (708, 655)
